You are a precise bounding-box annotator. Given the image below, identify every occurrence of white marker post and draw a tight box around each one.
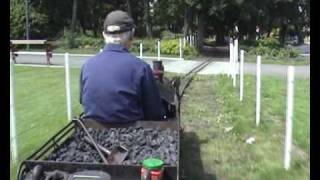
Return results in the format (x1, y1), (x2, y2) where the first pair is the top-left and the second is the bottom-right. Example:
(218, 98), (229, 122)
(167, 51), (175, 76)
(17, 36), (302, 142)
(64, 53), (72, 121)
(256, 55), (261, 126)
(284, 66), (295, 170)
(189, 35), (192, 46)
(140, 43), (143, 58)
(100, 49), (103, 53)
(157, 41), (160, 61)
(192, 35), (195, 45)
(234, 39), (239, 80)
(10, 54), (18, 163)
(179, 38), (183, 60)
(232, 39), (237, 87)
(229, 40), (234, 78)
(183, 37), (186, 48)
(240, 50), (244, 101)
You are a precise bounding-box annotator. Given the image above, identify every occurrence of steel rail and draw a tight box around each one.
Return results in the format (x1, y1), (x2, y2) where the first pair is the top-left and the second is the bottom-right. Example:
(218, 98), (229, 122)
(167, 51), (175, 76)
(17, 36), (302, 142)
(178, 58), (212, 98)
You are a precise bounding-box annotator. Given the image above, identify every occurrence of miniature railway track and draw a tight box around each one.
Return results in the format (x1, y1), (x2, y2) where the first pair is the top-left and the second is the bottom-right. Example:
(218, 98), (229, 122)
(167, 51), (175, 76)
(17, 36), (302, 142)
(178, 58), (212, 98)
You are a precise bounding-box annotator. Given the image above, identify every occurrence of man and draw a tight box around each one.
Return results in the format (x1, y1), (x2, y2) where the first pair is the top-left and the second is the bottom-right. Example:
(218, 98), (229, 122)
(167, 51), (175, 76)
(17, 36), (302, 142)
(80, 10), (166, 123)
(256, 26), (260, 40)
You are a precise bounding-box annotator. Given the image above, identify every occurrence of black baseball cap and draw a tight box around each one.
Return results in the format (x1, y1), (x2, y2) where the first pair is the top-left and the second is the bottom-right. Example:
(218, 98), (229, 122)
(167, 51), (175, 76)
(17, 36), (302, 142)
(103, 10), (136, 34)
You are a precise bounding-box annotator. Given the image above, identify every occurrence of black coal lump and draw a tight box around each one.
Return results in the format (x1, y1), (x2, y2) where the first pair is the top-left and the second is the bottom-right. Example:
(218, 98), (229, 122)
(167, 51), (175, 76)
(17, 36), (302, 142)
(46, 126), (178, 165)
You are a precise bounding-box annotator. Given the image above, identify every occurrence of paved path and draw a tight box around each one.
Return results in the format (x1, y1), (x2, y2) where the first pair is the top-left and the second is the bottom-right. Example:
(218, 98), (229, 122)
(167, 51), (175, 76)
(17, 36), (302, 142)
(13, 53), (309, 78)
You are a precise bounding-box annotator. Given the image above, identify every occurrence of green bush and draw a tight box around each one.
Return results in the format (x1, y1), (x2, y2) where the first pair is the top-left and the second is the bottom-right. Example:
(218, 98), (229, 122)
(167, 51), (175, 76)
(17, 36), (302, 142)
(257, 37), (281, 49)
(278, 47), (300, 58)
(161, 39), (179, 55)
(248, 45), (272, 56)
(247, 37), (301, 59)
(131, 39), (157, 54)
(131, 38), (198, 57)
(183, 44), (198, 56)
(59, 33), (104, 49)
(160, 39), (198, 56)
(277, 49), (290, 59)
(287, 47), (300, 58)
(161, 30), (177, 39)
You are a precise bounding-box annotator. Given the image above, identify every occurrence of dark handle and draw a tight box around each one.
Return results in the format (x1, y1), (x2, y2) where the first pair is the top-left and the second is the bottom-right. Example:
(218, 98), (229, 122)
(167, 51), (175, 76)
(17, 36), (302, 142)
(74, 119), (109, 164)
(84, 136), (112, 155)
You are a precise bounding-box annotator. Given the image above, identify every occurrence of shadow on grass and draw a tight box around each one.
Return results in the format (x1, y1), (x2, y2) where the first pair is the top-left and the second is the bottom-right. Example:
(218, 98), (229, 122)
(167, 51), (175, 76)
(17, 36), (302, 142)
(180, 132), (217, 180)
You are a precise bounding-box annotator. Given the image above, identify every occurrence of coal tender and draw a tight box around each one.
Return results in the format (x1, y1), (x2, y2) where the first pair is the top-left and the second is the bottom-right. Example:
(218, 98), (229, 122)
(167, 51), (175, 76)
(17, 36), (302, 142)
(46, 126), (178, 165)
(18, 60), (182, 180)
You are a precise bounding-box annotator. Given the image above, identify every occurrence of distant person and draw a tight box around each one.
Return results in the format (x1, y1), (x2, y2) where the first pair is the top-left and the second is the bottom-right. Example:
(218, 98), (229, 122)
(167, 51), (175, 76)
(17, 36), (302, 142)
(256, 26), (260, 40)
(233, 24), (239, 39)
(79, 10), (166, 123)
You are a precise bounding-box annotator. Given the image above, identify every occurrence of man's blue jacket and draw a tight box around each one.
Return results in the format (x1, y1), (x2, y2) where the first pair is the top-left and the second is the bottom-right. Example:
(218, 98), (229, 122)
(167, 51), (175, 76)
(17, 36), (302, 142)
(80, 44), (165, 123)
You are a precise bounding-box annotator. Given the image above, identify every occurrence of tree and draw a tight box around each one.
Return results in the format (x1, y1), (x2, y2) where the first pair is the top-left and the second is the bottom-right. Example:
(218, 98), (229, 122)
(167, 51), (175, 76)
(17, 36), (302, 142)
(68, 0), (78, 47)
(10, 0), (26, 39)
(10, 0), (49, 39)
(143, 0), (152, 38)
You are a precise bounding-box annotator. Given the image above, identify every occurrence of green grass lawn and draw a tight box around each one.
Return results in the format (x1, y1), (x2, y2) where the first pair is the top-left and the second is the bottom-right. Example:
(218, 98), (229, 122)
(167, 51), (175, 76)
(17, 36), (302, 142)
(180, 74), (309, 180)
(244, 53), (310, 66)
(10, 67), (309, 180)
(10, 66), (82, 180)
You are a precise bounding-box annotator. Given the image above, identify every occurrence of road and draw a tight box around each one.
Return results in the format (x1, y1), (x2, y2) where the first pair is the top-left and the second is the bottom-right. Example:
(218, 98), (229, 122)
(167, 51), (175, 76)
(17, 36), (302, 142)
(13, 53), (310, 78)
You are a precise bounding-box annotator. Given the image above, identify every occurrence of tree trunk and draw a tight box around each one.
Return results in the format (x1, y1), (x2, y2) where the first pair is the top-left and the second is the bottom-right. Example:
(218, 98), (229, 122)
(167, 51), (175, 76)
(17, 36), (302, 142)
(266, 17), (274, 37)
(196, 11), (204, 50)
(127, 0), (132, 17)
(79, 19), (87, 35)
(215, 23), (225, 45)
(295, 25), (304, 45)
(279, 23), (287, 46)
(183, 6), (190, 36)
(69, 0), (78, 48)
(71, 0), (78, 34)
(143, 0), (152, 38)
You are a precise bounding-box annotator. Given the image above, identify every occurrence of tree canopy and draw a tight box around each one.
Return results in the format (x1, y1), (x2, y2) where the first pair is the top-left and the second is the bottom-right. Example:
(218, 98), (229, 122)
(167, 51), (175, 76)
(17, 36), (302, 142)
(10, 0), (310, 46)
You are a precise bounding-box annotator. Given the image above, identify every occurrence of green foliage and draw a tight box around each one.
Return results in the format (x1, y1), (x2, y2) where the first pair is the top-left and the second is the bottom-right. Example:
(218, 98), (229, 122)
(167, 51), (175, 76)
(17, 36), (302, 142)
(10, 0), (50, 39)
(131, 39), (157, 54)
(248, 45), (300, 58)
(131, 38), (198, 57)
(10, 0), (26, 39)
(278, 47), (300, 58)
(160, 39), (198, 56)
(161, 30), (182, 39)
(257, 37), (281, 49)
(183, 44), (198, 56)
(160, 39), (179, 55)
(59, 33), (104, 49)
(247, 37), (300, 58)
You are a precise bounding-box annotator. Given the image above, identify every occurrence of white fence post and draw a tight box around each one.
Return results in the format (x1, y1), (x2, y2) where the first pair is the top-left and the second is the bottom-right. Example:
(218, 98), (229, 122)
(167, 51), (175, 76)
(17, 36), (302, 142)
(234, 39), (239, 72)
(256, 55), (261, 126)
(179, 38), (183, 60)
(240, 50), (244, 101)
(157, 40), (160, 61)
(232, 59), (236, 87)
(232, 39), (237, 87)
(10, 54), (18, 163)
(140, 43), (143, 59)
(183, 37), (186, 48)
(192, 35), (195, 45)
(189, 35), (192, 46)
(229, 40), (233, 78)
(64, 53), (72, 121)
(284, 66), (295, 170)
